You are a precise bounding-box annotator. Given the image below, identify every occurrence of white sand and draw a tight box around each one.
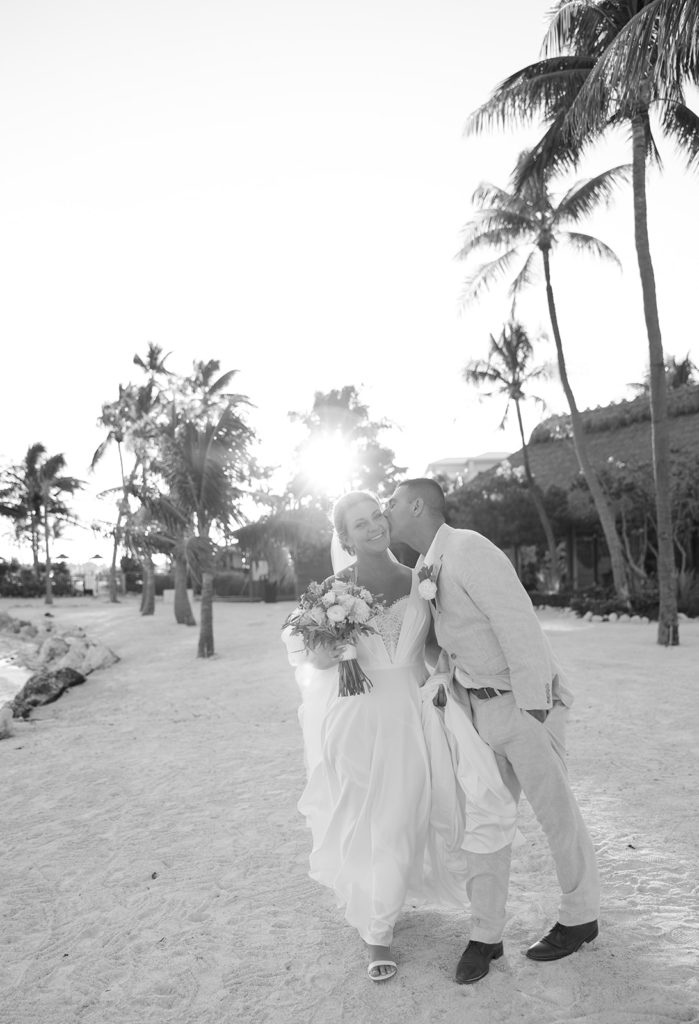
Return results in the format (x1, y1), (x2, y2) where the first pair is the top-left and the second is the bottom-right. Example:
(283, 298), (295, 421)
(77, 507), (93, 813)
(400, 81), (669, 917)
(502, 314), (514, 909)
(1, 596), (698, 1024)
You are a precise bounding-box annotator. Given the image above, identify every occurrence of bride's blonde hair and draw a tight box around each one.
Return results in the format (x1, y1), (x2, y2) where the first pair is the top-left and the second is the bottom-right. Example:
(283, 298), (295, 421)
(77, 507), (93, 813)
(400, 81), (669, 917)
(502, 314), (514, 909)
(332, 490), (380, 553)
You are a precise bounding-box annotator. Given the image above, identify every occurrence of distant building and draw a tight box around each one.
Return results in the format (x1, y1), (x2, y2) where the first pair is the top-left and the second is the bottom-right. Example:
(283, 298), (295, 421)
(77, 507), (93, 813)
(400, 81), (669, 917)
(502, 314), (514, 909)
(425, 452), (511, 488)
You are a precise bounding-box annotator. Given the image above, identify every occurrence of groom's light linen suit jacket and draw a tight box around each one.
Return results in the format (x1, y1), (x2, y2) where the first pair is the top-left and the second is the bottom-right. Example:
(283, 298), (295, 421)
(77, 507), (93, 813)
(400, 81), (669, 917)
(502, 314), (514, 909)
(420, 524), (573, 711)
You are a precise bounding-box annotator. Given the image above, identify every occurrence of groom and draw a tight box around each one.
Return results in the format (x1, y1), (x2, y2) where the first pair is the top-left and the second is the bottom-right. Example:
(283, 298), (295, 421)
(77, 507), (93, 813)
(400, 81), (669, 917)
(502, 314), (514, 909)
(385, 478), (599, 984)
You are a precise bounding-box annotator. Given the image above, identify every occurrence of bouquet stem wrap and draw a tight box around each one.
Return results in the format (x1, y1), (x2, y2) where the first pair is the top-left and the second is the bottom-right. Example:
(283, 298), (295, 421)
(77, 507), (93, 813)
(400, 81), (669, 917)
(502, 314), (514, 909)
(338, 644), (373, 697)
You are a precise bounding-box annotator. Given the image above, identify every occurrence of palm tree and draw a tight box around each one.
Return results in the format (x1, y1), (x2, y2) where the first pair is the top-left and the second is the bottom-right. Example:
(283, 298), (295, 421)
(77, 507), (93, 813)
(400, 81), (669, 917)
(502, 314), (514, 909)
(0, 446), (80, 601)
(157, 388), (254, 657)
(0, 444), (45, 579)
(466, 1), (699, 643)
(133, 342), (172, 383)
(464, 320), (561, 590)
(457, 159), (632, 601)
(35, 452), (81, 605)
(127, 490), (197, 626)
(93, 345), (171, 605)
(92, 383), (156, 603)
(630, 352), (698, 393)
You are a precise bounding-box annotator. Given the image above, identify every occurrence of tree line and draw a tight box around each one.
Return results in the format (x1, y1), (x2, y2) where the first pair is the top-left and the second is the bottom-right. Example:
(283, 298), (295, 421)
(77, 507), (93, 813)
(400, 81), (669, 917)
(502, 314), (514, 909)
(0, 351), (401, 658)
(457, 0), (699, 645)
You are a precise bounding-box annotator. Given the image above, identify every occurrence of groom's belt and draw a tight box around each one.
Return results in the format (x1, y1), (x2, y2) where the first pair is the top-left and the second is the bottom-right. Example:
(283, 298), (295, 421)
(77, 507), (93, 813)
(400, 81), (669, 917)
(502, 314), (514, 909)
(452, 665), (511, 698)
(468, 686), (510, 700)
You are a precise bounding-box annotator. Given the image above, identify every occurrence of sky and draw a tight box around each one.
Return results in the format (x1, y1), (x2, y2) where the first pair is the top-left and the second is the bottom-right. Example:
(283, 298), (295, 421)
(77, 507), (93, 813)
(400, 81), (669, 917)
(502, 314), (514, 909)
(1, 0), (698, 563)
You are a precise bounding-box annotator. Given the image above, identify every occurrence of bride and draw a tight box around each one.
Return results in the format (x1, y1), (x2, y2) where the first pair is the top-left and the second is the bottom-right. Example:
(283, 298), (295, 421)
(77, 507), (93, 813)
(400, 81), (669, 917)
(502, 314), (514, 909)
(282, 491), (518, 983)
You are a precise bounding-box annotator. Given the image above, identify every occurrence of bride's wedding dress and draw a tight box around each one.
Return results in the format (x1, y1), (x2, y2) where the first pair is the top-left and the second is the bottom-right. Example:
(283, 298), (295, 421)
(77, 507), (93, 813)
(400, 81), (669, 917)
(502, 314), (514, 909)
(282, 571), (517, 947)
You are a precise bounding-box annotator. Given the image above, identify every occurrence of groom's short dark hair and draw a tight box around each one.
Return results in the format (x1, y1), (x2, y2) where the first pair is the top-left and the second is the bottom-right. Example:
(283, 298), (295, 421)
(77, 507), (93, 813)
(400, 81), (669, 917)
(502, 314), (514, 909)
(399, 477), (446, 516)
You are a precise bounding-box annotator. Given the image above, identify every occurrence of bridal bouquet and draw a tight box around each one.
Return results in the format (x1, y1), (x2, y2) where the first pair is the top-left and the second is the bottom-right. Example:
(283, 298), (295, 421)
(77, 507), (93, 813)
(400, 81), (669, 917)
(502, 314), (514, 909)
(283, 577), (382, 696)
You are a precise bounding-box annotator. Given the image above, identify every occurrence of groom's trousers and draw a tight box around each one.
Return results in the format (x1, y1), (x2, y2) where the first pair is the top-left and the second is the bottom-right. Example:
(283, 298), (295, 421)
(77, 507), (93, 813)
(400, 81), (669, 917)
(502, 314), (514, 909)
(465, 692), (600, 944)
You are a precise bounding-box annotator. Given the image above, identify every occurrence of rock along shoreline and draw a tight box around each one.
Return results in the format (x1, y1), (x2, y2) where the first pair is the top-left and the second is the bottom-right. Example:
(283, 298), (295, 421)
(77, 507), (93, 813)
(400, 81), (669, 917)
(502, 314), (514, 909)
(0, 611), (119, 739)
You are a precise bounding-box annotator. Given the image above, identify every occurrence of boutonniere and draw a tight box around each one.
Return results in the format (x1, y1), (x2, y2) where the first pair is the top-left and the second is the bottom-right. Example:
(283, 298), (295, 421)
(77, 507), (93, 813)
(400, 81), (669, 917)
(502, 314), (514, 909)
(417, 562), (439, 601)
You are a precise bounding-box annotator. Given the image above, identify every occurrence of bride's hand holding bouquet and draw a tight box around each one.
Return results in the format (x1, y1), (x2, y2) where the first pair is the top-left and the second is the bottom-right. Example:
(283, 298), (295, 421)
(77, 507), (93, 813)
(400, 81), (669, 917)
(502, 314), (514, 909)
(283, 576), (383, 696)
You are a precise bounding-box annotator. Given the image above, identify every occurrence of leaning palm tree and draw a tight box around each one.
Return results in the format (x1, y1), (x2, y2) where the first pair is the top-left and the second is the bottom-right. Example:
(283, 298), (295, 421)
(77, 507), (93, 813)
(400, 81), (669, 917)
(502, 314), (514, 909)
(464, 320), (561, 590)
(157, 393), (254, 658)
(458, 158), (632, 601)
(466, 1), (699, 642)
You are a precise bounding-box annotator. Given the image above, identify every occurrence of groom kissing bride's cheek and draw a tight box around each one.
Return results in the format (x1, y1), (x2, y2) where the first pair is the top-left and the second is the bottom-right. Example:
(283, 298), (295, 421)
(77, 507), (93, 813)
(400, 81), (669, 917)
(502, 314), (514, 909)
(283, 479), (598, 986)
(385, 478), (599, 983)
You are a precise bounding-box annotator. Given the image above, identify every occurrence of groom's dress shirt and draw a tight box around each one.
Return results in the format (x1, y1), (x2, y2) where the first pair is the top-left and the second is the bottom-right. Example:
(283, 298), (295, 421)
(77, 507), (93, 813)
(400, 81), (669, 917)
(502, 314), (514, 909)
(421, 524), (572, 711)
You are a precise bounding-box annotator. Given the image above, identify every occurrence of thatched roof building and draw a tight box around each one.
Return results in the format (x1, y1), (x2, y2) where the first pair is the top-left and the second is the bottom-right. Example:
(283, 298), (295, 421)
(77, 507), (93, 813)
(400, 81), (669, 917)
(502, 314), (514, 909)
(507, 384), (699, 490)
(454, 384), (699, 592)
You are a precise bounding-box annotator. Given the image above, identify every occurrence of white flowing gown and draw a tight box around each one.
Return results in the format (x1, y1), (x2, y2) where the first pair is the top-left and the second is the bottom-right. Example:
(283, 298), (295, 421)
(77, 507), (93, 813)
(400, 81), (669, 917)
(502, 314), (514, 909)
(282, 571), (518, 947)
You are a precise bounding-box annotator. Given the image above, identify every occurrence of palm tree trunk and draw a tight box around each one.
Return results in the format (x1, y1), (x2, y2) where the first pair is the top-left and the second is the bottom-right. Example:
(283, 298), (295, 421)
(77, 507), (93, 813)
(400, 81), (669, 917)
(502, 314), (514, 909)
(43, 507), (53, 605)
(140, 558), (155, 616)
(541, 247), (630, 603)
(32, 520), (41, 582)
(514, 398), (561, 591)
(197, 571), (215, 657)
(174, 545), (196, 625)
(108, 442), (128, 604)
(108, 529), (121, 603)
(631, 111), (678, 646)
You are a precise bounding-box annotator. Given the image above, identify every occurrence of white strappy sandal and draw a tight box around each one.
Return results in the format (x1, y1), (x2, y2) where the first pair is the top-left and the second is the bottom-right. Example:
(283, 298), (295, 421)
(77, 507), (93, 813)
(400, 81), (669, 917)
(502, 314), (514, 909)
(367, 959), (397, 982)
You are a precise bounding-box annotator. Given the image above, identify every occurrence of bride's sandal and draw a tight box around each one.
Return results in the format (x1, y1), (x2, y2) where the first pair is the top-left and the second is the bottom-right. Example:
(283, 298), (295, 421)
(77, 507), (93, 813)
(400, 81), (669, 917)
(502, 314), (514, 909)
(367, 959), (397, 982)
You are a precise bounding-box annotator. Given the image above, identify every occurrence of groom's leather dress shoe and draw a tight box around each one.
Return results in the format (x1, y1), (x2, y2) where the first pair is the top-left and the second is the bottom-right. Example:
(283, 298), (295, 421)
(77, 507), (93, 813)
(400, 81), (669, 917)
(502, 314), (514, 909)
(525, 920), (599, 961)
(455, 940), (504, 984)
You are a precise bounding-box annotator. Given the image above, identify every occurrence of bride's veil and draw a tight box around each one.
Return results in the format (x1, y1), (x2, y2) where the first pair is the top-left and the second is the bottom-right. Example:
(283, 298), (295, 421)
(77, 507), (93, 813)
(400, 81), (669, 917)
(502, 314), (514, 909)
(330, 531), (357, 575)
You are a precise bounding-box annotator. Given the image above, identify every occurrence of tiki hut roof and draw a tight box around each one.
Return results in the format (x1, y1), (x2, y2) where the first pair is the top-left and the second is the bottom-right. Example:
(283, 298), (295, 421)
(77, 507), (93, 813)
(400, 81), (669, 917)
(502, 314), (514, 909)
(504, 384), (699, 492)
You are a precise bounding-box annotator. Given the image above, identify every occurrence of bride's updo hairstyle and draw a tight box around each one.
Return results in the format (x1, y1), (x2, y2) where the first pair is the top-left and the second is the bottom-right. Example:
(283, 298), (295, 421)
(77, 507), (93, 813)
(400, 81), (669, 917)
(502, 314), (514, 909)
(332, 490), (381, 554)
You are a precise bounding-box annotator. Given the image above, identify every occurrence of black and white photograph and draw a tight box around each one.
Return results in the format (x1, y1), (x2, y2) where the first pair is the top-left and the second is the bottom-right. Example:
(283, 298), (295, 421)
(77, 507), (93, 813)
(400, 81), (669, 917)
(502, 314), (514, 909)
(1, 1), (698, 1022)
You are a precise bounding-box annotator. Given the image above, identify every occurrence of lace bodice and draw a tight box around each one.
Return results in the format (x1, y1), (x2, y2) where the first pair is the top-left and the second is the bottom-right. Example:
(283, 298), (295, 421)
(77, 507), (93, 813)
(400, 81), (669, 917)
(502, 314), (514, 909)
(370, 596), (410, 658)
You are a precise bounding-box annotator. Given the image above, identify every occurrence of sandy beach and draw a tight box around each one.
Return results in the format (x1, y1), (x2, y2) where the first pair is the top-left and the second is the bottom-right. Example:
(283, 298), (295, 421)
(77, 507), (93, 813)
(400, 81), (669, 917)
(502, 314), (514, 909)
(1, 595), (698, 1024)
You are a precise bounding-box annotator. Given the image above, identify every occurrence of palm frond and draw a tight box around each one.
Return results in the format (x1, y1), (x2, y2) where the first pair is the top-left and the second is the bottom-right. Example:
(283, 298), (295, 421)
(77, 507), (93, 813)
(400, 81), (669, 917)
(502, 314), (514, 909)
(24, 443), (46, 470)
(205, 371), (239, 397)
(568, 1), (662, 136)
(90, 438), (110, 471)
(463, 355), (510, 390)
(457, 226), (533, 259)
(543, 0), (623, 57)
(660, 101), (699, 173)
(655, 0), (699, 87)
(52, 475), (83, 494)
(459, 208), (536, 242)
(96, 485), (128, 500)
(134, 342), (172, 376)
(470, 183), (534, 218)
(39, 453), (67, 481)
(508, 250), (541, 297)
(459, 249), (522, 305)
(554, 163), (632, 222)
(560, 231), (622, 267)
(465, 57), (595, 135)
(513, 105), (610, 190)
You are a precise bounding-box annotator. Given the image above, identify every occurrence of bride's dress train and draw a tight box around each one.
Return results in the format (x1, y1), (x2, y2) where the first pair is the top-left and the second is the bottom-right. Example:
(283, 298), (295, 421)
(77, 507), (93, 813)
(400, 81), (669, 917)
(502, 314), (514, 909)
(283, 574), (517, 947)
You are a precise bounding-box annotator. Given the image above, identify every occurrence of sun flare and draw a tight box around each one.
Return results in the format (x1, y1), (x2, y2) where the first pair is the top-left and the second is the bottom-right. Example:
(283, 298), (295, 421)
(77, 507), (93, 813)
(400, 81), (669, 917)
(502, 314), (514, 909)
(299, 432), (357, 499)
